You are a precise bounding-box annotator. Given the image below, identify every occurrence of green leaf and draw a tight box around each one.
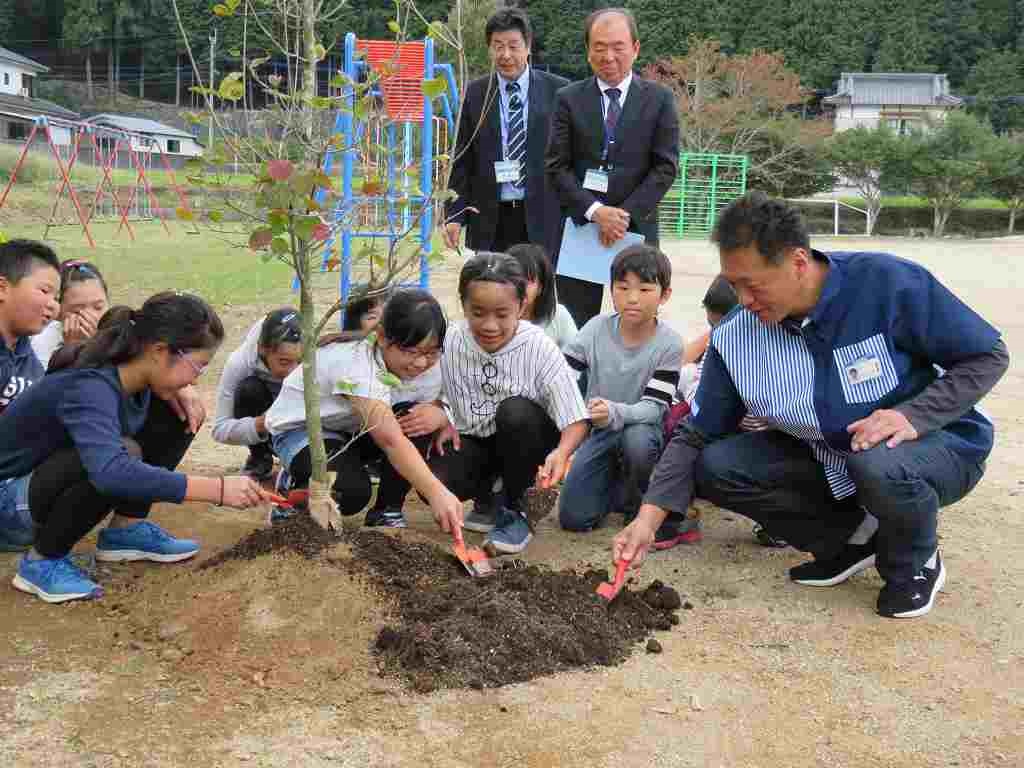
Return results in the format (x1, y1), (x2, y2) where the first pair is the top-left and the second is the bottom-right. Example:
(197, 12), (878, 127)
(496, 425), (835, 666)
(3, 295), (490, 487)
(377, 371), (401, 388)
(310, 96), (332, 110)
(228, 48), (240, 57)
(293, 215), (319, 241)
(260, 251), (274, 263)
(387, 20), (401, 34)
(270, 236), (291, 255)
(313, 43), (327, 62)
(225, 0), (241, 10)
(426, 21), (446, 40)
(208, 210), (224, 223)
(212, 4), (232, 17)
(421, 78), (446, 99)
(334, 379), (359, 394)
(268, 209), (289, 234)
(329, 73), (351, 89)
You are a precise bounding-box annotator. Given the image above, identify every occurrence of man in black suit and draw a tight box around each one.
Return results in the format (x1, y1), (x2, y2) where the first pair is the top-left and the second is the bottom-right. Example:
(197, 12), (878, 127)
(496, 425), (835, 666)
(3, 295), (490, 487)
(545, 7), (680, 327)
(444, 8), (569, 258)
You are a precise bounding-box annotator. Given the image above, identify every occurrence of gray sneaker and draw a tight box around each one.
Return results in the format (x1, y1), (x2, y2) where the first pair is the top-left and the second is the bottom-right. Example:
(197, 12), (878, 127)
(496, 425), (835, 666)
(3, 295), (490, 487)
(463, 503), (496, 533)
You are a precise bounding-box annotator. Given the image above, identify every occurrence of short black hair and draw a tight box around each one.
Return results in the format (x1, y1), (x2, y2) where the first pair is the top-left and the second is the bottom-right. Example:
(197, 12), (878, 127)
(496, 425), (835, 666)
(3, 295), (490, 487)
(506, 243), (556, 325)
(458, 251), (528, 304)
(379, 288), (447, 350)
(702, 275), (738, 317)
(712, 191), (810, 266)
(610, 244), (672, 292)
(259, 306), (302, 348)
(0, 239), (60, 285)
(485, 7), (532, 46)
(584, 7), (639, 47)
(342, 290), (388, 331)
(58, 259), (108, 302)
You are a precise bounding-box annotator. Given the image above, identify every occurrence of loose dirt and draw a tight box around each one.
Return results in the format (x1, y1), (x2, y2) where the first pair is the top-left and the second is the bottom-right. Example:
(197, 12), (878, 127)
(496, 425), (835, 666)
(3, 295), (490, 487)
(200, 512), (681, 692)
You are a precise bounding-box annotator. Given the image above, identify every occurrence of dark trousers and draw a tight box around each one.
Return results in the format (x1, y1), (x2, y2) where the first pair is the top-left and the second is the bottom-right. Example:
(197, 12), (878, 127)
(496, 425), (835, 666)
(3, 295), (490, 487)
(285, 405), (431, 516)
(235, 375), (281, 462)
(490, 200), (529, 253)
(428, 397), (560, 511)
(695, 429), (986, 585)
(555, 274), (604, 329)
(29, 397), (194, 558)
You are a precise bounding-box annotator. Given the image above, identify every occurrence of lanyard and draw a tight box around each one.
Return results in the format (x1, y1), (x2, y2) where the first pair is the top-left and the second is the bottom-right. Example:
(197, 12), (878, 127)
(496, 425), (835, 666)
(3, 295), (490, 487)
(600, 89), (619, 169)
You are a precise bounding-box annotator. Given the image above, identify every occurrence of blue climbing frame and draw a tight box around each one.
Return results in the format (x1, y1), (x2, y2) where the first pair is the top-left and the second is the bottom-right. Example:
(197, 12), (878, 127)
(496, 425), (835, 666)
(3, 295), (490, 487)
(316, 33), (458, 306)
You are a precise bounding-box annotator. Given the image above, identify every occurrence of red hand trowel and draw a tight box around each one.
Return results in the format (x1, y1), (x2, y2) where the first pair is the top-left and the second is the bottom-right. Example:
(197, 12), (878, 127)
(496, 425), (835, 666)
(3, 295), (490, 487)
(266, 489), (310, 509)
(452, 530), (496, 578)
(596, 559), (631, 601)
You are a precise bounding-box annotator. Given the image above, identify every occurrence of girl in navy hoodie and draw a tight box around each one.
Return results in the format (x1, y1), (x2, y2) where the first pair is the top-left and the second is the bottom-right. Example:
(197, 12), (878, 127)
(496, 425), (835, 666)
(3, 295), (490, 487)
(0, 291), (268, 604)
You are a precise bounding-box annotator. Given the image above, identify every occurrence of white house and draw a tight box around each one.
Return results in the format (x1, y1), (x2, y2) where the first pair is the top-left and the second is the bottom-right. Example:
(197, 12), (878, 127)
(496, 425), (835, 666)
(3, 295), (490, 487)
(84, 114), (204, 160)
(824, 73), (963, 134)
(0, 46), (79, 145)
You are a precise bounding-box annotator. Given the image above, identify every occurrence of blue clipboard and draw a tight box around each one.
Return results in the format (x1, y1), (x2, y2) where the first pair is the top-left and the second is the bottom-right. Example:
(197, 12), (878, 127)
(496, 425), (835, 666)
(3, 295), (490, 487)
(555, 218), (645, 285)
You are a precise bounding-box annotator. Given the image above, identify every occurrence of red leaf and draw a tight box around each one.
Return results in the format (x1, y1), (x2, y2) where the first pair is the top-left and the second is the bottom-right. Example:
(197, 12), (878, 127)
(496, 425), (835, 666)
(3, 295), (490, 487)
(248, 228), (273, 251)
(267, 160), (294, 182)
(311, 222), (331, 241)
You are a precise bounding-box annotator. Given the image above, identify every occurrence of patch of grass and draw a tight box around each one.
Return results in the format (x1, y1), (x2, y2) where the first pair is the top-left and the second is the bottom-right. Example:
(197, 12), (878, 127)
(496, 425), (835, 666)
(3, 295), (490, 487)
(840, 195), (1010, 210)
(0, 220), (298, 308)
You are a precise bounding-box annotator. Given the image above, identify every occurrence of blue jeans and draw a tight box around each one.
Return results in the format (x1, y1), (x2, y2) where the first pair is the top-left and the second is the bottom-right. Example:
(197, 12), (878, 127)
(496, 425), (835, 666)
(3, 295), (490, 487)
(559, 423), (664, 531)
(695, 429), (986, 585)
(0, 474), (34, 550)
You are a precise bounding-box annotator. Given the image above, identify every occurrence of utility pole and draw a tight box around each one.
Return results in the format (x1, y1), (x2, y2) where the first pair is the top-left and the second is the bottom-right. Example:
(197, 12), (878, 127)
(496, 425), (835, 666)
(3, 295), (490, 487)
(208, 22), (218, 149)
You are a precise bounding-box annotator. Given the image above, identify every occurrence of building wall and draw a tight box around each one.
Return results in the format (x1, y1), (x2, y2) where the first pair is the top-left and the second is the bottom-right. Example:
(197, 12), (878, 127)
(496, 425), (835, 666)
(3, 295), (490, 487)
(98, 128), (203, 158)
(0, 65), (23, 96)
(832, 104), (953, 133)
(0, 116), (71, 145)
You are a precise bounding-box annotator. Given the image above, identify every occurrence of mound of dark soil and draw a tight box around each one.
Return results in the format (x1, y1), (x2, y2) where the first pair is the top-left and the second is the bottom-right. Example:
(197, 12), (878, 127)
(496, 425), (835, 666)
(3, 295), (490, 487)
(202, 512), (682, 691)
(198, 512), (340, 568)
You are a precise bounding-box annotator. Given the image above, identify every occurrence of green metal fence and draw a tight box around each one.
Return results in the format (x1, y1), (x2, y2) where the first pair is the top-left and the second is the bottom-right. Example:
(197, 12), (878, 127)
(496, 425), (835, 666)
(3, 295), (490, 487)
(658, 153), (749, 239)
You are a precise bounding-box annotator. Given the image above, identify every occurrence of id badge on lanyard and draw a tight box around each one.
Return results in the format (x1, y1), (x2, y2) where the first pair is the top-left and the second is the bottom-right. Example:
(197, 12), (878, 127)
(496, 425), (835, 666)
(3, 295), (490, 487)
(583, 121), (615, 193)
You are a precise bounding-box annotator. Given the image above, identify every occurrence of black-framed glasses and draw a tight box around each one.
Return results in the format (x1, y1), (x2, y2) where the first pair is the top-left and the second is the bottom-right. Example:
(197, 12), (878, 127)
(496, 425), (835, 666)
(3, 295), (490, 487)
(481, 361), (499, 396)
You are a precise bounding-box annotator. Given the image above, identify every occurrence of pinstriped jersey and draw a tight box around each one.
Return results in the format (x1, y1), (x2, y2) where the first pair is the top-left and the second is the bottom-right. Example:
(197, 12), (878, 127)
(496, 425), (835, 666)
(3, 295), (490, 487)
(442, 320), (588, 438)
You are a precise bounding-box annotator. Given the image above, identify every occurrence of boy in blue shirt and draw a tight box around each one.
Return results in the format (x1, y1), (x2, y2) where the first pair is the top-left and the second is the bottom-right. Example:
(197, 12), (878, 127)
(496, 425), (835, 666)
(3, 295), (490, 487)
(616, 192), (1008, 619)
(0, 239), (60, 551)
(560, 245), (685, 544)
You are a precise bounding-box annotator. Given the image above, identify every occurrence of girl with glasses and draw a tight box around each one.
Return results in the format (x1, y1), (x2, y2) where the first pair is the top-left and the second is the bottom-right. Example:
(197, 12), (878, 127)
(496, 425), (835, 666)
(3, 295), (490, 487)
(0, 291), (270, 604)
(264, 289), (462, 533)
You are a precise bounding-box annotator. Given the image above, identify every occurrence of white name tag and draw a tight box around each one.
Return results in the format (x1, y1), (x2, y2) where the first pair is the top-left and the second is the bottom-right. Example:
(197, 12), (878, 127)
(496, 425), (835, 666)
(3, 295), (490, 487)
(583, 168), (609, 193)
(494, 160), (521, 183)
(846, 356), (882, 385)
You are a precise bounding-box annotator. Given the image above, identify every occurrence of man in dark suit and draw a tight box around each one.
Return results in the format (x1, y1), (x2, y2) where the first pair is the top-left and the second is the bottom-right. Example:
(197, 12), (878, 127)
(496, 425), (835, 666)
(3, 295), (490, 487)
(444, 8), (569, 258)
(545, 7), (680, 327)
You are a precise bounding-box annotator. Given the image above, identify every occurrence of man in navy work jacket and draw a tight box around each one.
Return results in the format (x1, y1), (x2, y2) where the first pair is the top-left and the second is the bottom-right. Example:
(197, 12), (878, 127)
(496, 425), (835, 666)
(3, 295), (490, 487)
(614, 192), (1009, 619)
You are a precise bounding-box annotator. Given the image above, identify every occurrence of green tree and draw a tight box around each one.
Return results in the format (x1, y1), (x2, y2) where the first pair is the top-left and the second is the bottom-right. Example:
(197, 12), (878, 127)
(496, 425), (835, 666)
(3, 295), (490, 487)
(985, 134), (1024, 232)
(894, 112), (998, 236)
(965, 48), (1024, 134)
(826, 125), (902, 234)
(872, 0), (937, 72)
(441, 0), (498, 80)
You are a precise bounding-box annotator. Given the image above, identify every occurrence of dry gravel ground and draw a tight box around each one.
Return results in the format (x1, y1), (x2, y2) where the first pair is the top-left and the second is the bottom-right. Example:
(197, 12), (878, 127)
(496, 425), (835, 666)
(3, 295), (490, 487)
(1, 235), (1022, 767)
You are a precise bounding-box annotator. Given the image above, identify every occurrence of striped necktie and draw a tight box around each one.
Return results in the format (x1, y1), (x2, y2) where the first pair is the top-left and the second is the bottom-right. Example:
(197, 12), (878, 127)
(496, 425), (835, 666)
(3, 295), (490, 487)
(506, 81), (526, 188)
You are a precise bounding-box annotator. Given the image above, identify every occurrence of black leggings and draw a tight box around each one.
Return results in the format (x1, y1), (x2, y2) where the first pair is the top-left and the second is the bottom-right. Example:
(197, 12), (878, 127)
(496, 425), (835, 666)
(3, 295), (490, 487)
(29, 397), (195, 558)
(427, 397), (560, 511)
(235, 375), (281, 461)
(285, 405), (432, 516)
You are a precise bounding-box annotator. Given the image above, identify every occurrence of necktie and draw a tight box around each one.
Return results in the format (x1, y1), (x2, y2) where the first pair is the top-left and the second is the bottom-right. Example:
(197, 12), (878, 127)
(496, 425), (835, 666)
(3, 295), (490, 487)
(506, 81), (526, 188)
(604, 87), (621, 160)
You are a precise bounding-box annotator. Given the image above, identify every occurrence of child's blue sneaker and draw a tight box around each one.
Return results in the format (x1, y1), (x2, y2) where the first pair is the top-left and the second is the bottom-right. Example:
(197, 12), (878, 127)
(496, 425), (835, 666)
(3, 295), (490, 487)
(96, 521), (199, 563)
(12, 555), (104, 603)
(364, 507), (407, 528)
(484, 507), (533, 554)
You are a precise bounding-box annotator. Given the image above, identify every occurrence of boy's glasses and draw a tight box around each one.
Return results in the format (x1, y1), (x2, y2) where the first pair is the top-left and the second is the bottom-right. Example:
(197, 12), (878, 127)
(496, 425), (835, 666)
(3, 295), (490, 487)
(397, 344), (441, 364)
